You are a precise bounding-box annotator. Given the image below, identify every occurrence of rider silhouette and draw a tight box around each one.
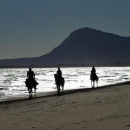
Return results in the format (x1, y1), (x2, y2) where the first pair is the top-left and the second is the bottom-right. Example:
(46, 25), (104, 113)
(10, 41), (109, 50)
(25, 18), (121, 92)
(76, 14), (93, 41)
(26, 68), (38, 90)
(91, 66), (96, 74)
(57, 67), (62, 77)
(27, 68), (35, 79)
(55, 67), (63, 90)
(91, 66), (96, 79)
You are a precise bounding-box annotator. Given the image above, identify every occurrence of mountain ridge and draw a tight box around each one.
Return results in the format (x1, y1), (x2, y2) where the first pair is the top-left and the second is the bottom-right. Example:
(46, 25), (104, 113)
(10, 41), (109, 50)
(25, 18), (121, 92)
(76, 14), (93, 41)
(0, 27), (130, 67)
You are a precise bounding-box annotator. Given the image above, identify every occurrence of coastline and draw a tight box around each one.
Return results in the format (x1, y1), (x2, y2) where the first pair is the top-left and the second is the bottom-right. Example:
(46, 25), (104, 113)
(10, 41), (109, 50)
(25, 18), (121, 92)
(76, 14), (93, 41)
(1, 81), (130, 103)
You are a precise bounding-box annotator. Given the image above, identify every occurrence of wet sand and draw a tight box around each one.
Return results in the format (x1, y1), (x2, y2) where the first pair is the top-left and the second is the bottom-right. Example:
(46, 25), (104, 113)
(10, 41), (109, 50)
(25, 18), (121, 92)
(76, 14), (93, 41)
(0, 82), (130, 130)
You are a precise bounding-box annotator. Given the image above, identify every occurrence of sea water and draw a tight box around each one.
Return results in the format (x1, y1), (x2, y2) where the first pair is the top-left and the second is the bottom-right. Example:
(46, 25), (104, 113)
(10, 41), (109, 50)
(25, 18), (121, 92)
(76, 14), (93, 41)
(0, 67), (130, 100)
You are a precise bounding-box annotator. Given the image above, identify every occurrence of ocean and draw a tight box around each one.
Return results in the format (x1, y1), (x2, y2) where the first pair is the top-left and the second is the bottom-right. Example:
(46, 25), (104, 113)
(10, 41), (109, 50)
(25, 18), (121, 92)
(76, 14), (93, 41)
(0, 67), (130, 100)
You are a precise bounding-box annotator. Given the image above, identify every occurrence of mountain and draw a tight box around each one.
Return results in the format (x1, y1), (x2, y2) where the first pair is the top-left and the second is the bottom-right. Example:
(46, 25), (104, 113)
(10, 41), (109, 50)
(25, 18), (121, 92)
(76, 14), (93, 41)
(0, 27), (130, 67)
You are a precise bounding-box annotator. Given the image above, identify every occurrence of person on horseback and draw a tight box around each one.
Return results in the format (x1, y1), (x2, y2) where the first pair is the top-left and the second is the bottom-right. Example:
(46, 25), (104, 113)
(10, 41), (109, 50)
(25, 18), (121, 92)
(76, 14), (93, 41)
(54, 67), (65, 94)
(91, 66), (96, 74)
(90, 66), (99, 88)
(90, 66), (96, 80)
(26, 68), (38, 90)
(55, 67), (63, 89)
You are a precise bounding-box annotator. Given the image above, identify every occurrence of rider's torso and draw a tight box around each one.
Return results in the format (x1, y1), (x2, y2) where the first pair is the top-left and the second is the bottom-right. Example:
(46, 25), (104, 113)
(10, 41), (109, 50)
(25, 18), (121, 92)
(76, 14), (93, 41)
(27, 71), (34, 79)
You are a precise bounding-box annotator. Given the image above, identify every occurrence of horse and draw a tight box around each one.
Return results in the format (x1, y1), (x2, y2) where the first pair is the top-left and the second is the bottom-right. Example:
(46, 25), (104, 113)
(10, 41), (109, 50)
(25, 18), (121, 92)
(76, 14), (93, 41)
(54, 74), (65, 95)
(90, 73), (99, 88)
(25, 78), (38, 99)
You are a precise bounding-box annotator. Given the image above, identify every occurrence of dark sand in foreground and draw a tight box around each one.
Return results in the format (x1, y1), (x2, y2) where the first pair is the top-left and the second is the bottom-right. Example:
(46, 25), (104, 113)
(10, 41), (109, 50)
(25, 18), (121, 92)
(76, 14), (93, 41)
(0, 82), (130, 130)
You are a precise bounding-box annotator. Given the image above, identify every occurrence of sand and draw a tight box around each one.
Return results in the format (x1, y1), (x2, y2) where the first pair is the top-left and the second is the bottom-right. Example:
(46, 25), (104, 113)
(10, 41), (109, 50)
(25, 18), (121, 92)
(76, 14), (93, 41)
(0, 83), (130, 130)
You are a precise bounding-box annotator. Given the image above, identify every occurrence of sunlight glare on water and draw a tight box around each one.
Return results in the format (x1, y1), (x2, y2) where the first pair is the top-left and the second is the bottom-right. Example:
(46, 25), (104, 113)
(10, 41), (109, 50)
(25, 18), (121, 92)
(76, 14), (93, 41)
(0, 67), (130, 99)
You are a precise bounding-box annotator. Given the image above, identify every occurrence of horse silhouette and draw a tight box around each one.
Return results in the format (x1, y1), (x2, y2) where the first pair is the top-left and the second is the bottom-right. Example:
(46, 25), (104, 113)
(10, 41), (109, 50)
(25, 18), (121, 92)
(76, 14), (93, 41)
(90, 73), (99, 88)
(25, 78), (38, 98)
(54, 74), (65, 95)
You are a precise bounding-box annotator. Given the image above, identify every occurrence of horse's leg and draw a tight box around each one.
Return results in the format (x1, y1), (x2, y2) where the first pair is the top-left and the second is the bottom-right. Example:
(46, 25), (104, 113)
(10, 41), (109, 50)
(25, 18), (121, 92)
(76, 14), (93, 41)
(61, 79), (64, 95)
(29, 90), (30, 98)
(62, 85), (64, 94)
(35, 89), (36, 98)
(61, 85), (64, 94)
(57, 85), (59, 92)
(92, 81), (95, 89)
(91, 80), (93, 87)
(97, 80), (98, 87)
(94, 81), (95, 88)
(28, 88), (30, 98)
(34, 88), (36, 98)
(59, 85), (60, 90)
(31, 89), (33, 98)
(34, 86), (36, 98)
(29, 89), (32, 99)
(57, 85), (60, 95)
(91, 80), (94, 88)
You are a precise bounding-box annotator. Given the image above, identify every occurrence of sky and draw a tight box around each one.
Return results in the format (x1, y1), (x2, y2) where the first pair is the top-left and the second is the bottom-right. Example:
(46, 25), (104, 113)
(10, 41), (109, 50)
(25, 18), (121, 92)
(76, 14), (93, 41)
(0, 0), (130, 60)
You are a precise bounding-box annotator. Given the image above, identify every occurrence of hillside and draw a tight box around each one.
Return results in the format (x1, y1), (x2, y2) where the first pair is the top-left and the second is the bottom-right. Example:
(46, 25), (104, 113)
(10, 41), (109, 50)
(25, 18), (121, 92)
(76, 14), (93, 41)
(0, 27), (130, 67)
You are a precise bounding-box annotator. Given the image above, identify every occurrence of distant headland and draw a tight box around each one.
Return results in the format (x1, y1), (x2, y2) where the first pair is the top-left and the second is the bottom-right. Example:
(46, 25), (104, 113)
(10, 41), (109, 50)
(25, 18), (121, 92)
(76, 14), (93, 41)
(0, 27), (130, 68)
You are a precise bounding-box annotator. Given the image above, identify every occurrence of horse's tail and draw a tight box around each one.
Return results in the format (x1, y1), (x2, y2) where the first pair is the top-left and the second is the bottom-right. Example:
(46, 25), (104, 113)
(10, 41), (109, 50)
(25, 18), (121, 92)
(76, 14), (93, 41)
(62, 77), (65, 86)
(96, 75), (99, 80)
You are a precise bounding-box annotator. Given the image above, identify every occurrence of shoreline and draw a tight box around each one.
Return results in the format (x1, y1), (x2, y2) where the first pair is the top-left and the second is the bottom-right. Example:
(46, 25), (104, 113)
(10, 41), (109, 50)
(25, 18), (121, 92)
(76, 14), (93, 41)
(1, 81), (130, 104)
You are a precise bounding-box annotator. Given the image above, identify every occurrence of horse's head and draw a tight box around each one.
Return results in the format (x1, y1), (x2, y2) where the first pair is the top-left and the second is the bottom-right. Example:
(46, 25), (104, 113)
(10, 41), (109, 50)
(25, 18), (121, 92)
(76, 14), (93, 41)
(54, 74), (57, 79)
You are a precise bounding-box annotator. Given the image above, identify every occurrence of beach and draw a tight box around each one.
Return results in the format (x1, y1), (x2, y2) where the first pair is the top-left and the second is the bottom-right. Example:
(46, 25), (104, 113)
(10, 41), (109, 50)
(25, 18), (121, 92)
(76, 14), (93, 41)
(0, 83), (130, 130)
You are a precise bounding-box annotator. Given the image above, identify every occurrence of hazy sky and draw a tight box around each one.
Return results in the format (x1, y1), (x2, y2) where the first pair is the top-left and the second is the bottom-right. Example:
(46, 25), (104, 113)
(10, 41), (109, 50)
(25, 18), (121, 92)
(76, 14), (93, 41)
(0, 0), (130, 59)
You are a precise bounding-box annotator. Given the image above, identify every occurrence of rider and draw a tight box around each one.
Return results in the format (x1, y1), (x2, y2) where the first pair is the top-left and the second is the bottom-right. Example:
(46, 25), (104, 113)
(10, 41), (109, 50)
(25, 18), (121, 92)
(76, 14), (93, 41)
(27, 68), (35, 79)
(91, 66), (96, 74)
(57, 67), (62, 78)
(91, 66), (96, 79)
(26, 68), (38, 90)
(55, 67), (62, 85)
(55, 67), (63, 90)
